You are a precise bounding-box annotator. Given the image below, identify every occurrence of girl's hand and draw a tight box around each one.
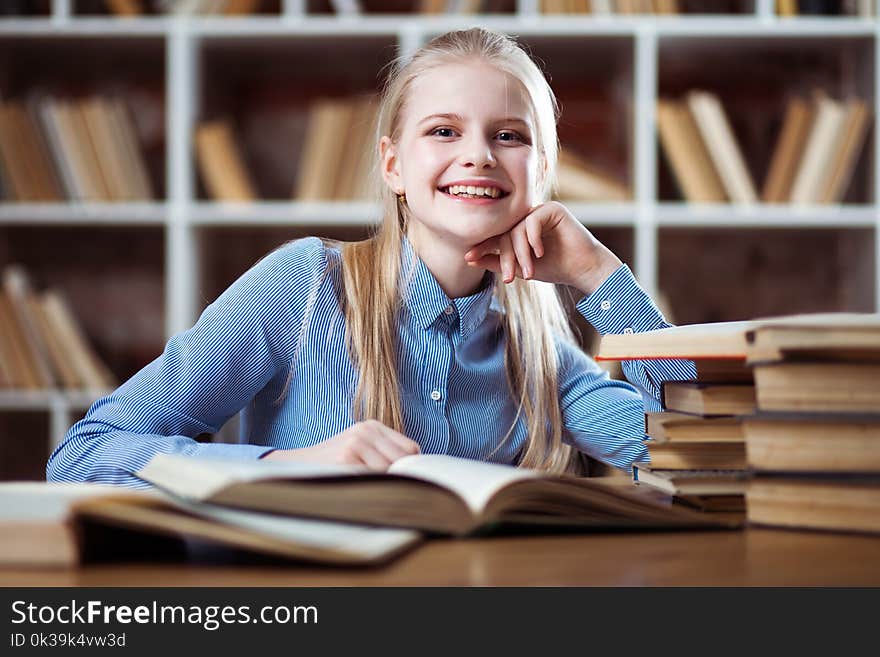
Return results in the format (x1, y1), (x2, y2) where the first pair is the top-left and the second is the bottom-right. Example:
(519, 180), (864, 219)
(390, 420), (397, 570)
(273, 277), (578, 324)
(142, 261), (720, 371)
(464, 201), (623, 295)
(261, 420), (420, 471)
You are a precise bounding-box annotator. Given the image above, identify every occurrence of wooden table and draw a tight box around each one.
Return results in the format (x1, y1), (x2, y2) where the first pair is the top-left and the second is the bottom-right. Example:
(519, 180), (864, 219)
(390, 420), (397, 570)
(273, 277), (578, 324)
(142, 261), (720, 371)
(3, 527), (880, 586)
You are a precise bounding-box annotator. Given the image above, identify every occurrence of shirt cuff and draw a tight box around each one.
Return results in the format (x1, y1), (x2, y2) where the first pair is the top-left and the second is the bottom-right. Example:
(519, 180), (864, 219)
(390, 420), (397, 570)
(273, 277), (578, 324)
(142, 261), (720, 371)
(576, 264), (667, 336)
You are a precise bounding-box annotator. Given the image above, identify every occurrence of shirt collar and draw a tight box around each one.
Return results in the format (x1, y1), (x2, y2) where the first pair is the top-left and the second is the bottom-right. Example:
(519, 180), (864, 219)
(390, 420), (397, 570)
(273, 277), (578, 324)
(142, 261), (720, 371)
(400, 237), (495, 339)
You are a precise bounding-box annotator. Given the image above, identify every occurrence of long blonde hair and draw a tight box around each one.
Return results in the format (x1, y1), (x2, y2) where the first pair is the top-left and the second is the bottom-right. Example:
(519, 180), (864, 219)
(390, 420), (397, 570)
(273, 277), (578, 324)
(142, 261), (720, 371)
(341, 28), (581, 474)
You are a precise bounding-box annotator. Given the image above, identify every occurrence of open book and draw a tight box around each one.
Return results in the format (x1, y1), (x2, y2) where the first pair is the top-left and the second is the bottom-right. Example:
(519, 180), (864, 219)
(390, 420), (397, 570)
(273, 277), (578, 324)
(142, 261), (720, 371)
(596, 312), (880, 363)
(137, 454), (738, 536)
(0, 482), (420, 568)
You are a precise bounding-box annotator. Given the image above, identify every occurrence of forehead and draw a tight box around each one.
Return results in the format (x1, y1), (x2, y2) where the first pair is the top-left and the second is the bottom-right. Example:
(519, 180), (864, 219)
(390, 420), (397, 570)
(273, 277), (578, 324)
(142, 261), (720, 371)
(403, 61), (533, 125)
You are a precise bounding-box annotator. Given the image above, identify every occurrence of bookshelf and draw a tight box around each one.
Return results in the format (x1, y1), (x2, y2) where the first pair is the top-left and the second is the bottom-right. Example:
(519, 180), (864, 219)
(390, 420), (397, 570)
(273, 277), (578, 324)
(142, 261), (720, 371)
(1, 0), (879, 466)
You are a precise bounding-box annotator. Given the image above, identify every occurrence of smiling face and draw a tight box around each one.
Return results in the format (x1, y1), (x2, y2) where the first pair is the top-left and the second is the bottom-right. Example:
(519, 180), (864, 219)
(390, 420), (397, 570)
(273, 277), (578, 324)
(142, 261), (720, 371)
(380, 60), (542, 253)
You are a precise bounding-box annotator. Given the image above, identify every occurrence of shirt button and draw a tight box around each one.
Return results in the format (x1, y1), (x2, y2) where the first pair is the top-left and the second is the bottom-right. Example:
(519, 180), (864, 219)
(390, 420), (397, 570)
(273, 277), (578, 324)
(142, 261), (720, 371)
(623, 327), (634, 334)
(444, 305), (455, 315)
(430, 390), (442, 401)
(600, 300), (611, 311)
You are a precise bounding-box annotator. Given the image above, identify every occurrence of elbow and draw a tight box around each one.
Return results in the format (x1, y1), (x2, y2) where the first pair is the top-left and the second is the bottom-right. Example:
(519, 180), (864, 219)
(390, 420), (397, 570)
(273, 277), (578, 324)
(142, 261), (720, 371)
(46, 423), (86, 482)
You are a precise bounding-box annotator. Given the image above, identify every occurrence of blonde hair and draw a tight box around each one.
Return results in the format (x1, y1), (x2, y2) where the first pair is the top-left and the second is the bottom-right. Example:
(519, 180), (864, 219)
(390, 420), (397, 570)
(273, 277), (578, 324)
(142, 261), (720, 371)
(341, 28), (581, 474)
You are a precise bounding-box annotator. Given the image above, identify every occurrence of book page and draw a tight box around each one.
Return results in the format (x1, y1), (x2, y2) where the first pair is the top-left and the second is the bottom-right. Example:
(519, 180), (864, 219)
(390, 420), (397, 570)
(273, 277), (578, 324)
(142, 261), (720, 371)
(137, 454), (371, 500)
(165, 497), (420, 561)
(388, 454), (541, 514)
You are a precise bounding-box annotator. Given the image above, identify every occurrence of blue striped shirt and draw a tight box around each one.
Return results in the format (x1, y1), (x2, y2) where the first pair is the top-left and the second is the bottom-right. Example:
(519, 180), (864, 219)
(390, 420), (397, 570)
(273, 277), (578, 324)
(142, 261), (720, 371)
(46, 236), (695, 488)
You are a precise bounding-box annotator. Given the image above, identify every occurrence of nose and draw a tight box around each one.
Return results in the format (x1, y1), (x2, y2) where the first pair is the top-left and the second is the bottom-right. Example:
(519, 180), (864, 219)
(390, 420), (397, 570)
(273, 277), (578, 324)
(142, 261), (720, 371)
(458, 134), (496, 169)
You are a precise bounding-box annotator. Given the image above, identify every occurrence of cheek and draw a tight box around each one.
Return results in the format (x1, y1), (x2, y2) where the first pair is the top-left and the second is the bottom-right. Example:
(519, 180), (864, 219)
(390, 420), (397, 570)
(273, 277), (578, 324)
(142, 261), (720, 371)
(401, 143), (445, 190)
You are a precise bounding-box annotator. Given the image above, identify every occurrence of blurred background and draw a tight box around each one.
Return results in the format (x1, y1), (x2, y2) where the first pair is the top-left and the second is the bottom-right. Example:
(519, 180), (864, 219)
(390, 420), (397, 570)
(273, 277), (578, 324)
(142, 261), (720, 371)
(0, 0), (876, 479)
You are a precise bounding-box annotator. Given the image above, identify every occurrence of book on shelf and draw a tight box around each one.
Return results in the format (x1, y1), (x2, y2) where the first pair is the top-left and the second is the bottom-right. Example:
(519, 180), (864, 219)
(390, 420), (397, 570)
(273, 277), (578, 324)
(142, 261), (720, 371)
(3, 266), (58, 389)
(333, 95), (378, 201)
(789, 92), (847, 205)
(685, 90), (757, 204)
(0, 265), (116, 392)
(156, 0), (265, 14)
(554, 149), (630, 202)
(752, 361), (880, 414)
(195, 119), (257, 202)
(743, 414), (880, 473)
(0, 290), (43, 390)
(746, 475), (880, 534)
(137, 453), (738, 536)
(0, 101), (63, 202)
(643, 441), (747, 471)
(29, 94), (154, 202)
(761, 96), (813, 203)
(820, 97), (871, 203)
(0, 482), (421, 568)
(293, 98), (356, 201)
(104, 0), (144, 15)
(662, 381), (756, 417)
(633, 463), (748, 497)
(656, 98), (727, 203)
(645, 411), (744, 444)
(40, 290), (117, 391)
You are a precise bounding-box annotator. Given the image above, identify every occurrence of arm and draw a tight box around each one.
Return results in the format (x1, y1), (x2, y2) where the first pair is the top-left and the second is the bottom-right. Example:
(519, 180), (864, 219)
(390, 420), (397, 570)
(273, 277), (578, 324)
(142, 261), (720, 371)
(576, 264), (696, 412)
(46, 237), (328, 487)
(465, 201), (696, 411)
(555, 339), (650, 470)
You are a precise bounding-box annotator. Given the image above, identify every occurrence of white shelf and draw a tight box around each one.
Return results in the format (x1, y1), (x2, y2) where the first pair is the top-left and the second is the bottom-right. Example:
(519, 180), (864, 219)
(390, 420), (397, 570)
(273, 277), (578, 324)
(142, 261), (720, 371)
(0, 390), (106, 410)
(655, 204), (879, 227)
(190, 201), (382, 226)
(0, 202), (167, 225)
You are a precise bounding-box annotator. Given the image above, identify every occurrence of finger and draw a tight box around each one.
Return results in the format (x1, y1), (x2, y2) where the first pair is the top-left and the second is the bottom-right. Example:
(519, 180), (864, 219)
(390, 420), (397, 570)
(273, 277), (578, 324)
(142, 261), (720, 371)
(378, 426), (421, 455)
(499, 233), (516, 284)
(466, 254), (501, 273)
(510, 225), (534, 279)
(525, 212), (545, 258)
(352, 442), (394, 471)
(464, 236), (501, 262)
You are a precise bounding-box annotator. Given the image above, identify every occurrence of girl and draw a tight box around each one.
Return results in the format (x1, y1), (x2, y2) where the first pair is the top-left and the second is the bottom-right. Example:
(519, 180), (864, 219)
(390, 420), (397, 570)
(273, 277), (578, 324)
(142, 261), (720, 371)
(47, 28), (693, 488)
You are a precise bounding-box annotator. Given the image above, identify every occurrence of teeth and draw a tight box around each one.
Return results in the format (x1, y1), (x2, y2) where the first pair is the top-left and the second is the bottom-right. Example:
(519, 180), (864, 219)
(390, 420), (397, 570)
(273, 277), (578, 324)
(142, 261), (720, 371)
(444, 185), (502, 198)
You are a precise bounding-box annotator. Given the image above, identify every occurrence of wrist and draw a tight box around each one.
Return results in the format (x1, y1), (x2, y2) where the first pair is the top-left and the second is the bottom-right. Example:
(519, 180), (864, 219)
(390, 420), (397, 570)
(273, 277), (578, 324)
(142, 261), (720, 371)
(574, 252), (622, 296)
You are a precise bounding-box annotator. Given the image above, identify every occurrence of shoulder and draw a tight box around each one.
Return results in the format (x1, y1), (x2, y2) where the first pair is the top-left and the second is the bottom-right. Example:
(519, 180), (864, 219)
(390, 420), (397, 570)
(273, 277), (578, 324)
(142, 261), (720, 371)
(256, 236), (339, 281)
(210, 237), (342, 319)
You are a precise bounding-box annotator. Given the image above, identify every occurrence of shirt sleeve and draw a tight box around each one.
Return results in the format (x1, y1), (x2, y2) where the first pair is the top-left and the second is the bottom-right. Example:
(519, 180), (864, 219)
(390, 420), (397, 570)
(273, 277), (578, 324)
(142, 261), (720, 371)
(575, 264), (697, 412)
(46, 237), (329, 488)
(556, 339), (650, 470)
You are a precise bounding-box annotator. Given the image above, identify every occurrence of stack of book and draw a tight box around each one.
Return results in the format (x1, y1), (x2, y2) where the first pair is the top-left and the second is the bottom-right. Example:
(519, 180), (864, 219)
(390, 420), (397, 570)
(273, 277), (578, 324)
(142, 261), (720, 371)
(743, 317), (880, 534)
(0, 265), (116, 392)
(633, 360), (753, 512)
(597, 312), (880, 533)
(656, 89), (870, 205)
(0, 96), (154, 202)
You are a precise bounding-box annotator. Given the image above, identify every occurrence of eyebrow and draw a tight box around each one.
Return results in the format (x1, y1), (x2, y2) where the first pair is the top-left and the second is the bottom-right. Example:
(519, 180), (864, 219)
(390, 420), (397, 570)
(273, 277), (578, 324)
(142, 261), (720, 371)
(417, 113), (532, 128)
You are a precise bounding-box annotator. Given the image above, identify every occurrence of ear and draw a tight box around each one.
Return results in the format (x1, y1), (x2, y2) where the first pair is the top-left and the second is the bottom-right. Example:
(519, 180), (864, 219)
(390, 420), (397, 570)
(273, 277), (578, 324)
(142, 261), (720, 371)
(379, 135), (404, 195)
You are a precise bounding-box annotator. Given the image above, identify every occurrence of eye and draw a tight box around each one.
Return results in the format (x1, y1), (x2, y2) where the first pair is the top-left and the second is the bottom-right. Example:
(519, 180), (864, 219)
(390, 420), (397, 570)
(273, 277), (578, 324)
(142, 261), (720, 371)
(496, 130), (527, 143)
(430, 127), (457, 138)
